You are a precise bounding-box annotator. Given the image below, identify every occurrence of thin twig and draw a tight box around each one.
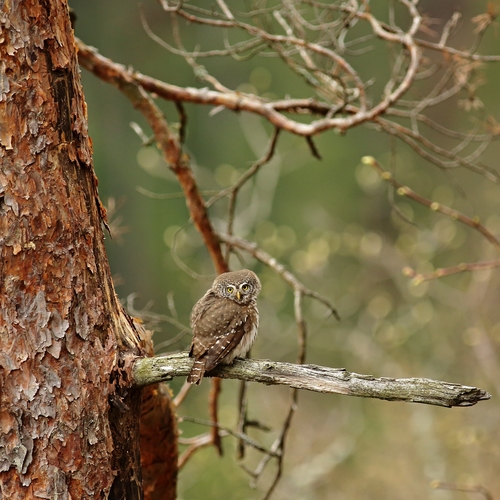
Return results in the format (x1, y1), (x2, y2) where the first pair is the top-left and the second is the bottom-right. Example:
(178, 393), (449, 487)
(372, 117), (500, 182)
(173, 381), (192, 408)
(218, 233), (340, 320)
(431, 481), (494, 500)
(236, 376), (250, 460)
(179, 416), (280, 457)
(257, 388), (298, 499)
(206, 127), (281, 209)
(178, 432), (220, 469)
(362, 156), (500, 250)
(208, 378), (223, 455)
(403, 260), (500, 284)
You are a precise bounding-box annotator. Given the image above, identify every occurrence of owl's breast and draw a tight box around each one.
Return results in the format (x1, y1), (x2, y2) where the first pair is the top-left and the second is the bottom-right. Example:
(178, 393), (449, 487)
(221, 306), (259, 364)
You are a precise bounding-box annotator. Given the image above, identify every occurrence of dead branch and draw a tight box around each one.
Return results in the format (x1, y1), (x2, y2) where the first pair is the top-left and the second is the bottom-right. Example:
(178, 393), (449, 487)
(206, 126), (281, 258)
(359, 155), (500, 284)
(132, 352), (490, 408)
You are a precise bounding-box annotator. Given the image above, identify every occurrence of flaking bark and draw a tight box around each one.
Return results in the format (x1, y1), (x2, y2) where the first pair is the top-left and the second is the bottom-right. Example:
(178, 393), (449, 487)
(0, 2), (149, 498)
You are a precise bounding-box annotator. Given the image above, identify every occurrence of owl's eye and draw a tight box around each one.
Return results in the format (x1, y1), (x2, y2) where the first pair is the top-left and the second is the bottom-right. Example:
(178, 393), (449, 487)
(241, 284), (250, 291)
(227, 286), (234, 294)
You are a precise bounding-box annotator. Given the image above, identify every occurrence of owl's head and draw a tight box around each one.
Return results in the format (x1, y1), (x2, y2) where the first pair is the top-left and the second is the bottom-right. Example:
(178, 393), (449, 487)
(213, 269), (261, 304)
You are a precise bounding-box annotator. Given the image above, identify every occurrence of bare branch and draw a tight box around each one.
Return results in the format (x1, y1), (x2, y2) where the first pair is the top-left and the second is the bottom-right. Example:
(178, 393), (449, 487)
(256, 368), (300, 499)
(363, 156), (500, 250)
(371, 117), (500, 182)
(76, 38), (228, 276)
(431, 481), (494, 500)
(132, 352), (491, 408)
(403, 260), (500, 284)
(236, 376), (250, 460)
(416, 36), (500, 62)
(178, 432), (214, 469)
(76, 29), (499, 186)
(179, 416), (278, 457)
(208, 377), (223, 455)
(206, 127), (281, 210)
(219, 233), (340, 320)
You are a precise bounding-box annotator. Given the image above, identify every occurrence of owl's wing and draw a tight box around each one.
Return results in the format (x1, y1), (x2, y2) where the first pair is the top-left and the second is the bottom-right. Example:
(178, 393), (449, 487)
(189, 290), (218, 358)
(190, 297), (252, 371)
(203, 311), (251, 372)
(189, 289), (216, 328)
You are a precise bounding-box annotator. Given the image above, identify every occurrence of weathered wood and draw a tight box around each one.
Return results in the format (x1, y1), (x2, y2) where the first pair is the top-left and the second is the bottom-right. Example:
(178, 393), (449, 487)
(133, 353), (490, 408)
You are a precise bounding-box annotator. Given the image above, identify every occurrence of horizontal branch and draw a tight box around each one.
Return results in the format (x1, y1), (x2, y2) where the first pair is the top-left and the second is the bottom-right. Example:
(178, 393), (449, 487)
(132, 352), (490, 408)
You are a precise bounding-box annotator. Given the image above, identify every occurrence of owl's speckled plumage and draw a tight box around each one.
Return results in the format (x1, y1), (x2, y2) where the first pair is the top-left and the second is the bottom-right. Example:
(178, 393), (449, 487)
(187, 270), (261, 385)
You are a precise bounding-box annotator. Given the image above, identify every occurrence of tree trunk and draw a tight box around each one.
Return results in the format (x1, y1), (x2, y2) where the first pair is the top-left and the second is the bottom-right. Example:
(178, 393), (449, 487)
(0, 1), (172, 498)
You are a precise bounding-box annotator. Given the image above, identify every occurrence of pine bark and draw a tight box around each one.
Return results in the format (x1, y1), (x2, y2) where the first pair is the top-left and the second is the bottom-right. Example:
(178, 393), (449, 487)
(0, 2), (169, 498)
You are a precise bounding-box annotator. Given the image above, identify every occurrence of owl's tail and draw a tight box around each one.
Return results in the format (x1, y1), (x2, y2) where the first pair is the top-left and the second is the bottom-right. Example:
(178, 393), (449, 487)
(187, 359), (205, 385)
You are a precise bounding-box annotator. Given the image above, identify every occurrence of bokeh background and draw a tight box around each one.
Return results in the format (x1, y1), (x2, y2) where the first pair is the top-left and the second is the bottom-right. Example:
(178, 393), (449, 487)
(70, 1), (500, 498)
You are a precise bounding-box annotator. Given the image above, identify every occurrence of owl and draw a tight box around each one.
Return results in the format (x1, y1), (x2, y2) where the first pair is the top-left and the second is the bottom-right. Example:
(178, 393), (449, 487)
(187, 269), (261, 385)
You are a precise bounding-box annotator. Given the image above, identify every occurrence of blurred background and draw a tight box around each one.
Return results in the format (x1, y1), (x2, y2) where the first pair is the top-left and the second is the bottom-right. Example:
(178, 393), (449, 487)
(70, 1), (500, 498)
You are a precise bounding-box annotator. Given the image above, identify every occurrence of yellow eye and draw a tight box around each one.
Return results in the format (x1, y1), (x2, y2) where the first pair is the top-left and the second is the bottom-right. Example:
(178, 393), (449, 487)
(227, 286), (234, 294)
(241, 284), (249, 291)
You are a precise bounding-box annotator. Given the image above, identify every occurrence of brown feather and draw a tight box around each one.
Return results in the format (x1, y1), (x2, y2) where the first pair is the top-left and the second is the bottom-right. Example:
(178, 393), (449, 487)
(187, 270), (260, 384)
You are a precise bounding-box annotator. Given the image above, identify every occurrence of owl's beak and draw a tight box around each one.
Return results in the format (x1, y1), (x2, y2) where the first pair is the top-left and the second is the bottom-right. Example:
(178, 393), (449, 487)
(236, 290), (241, 301)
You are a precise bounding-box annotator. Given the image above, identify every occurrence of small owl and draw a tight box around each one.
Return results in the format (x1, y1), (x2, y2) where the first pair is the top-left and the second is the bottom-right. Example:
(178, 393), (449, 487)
(187, 269), (261, 385)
